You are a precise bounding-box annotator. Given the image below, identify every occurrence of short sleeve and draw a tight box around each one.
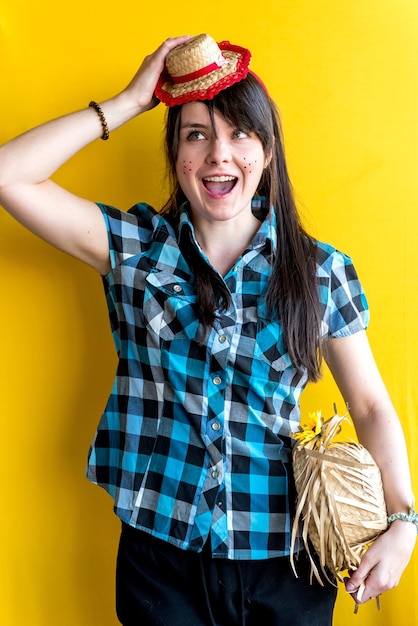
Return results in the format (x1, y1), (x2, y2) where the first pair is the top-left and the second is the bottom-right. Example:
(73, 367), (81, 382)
(96, 202), (158, 269)
(316, 242), (370, 340)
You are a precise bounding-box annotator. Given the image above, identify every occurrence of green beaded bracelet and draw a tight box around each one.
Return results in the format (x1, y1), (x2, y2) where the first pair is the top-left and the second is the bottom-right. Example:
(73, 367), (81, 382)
(387, 507), (418, 533)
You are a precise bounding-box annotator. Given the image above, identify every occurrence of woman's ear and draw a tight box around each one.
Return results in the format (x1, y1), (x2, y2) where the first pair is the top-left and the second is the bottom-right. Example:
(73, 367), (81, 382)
(264, 151), (273, 168)
(264, 137), (274, 168)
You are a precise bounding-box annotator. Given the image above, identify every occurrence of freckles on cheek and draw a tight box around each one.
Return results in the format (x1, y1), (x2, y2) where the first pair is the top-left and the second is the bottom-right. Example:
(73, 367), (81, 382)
(242, 156), (256, 174)
(181, 160), (193, 175)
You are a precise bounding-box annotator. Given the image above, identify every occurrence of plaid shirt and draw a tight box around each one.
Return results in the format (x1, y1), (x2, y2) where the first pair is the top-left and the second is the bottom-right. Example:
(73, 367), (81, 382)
(87, 197), (369, 559)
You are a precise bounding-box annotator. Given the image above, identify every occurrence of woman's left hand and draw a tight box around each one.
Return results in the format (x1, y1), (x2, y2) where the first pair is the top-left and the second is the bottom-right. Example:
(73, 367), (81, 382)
(345, 520), (416, 605)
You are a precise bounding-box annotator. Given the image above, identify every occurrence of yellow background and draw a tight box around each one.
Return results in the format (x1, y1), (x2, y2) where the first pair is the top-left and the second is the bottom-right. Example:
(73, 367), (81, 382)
(1, 1), (417, 623)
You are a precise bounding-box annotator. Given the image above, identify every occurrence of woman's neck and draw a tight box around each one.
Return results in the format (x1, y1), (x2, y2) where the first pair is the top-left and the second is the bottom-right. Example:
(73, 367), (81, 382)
(193, 215), (260, 276)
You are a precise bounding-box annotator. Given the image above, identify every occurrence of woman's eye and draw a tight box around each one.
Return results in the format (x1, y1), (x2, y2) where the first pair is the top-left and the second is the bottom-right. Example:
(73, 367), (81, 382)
(187, 131), (205, 141)
(232, 130), (249, 139)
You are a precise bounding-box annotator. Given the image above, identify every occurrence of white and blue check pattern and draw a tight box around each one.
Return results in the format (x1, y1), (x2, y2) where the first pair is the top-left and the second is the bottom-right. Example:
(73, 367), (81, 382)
(87, 197), (369, 559)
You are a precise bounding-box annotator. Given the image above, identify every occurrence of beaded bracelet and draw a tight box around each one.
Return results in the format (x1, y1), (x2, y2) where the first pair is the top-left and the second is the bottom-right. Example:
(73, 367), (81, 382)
(89, 101), (110, 140)
(387, 507), (418, 533)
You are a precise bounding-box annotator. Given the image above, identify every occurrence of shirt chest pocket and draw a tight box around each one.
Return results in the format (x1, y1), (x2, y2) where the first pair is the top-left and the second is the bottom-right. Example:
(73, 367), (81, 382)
(143, 270), (199, 341)
(254, 301), (292, 372)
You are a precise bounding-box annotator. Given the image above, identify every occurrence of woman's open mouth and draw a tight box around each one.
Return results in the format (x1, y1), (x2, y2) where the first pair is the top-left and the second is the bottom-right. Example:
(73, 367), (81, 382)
(202, 175), (237, 196)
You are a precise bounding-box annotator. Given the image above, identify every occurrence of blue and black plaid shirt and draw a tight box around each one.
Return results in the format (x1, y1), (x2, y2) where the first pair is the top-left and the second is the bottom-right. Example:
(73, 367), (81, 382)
(87, 197), (369, 559)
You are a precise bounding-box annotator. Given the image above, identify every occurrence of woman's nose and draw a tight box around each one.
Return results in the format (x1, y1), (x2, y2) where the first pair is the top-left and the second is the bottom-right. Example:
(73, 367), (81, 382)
(206, 138), (232, 164)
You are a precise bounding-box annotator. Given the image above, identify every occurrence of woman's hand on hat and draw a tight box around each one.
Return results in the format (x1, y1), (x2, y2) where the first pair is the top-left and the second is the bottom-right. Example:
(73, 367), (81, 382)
(122, 36), (192, 114)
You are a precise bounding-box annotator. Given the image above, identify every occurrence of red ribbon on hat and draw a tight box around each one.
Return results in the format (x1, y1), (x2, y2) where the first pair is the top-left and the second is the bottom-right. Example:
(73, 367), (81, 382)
(171, 58), (227, 84)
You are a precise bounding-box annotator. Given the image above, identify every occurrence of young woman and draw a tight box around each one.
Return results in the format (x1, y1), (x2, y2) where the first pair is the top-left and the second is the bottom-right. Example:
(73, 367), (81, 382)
(0, 34), (415, 626)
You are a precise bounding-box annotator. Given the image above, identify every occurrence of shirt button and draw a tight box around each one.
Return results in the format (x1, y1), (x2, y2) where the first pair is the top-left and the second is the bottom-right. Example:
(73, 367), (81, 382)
(211, 421), (221, 431)
(211, 469), (220, 479)
(212, 376), (222, 385)
(233, 265), (239, 272)
(173, 284), (182, 293)
(219, 335), (227, 343)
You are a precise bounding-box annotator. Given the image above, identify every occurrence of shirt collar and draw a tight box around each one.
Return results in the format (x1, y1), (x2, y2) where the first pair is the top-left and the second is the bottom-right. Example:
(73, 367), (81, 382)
(178, 197), (277, 253)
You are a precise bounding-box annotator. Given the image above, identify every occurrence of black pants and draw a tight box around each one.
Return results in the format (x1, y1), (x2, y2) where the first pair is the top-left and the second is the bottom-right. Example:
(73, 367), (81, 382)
(116, 524), (337, 626)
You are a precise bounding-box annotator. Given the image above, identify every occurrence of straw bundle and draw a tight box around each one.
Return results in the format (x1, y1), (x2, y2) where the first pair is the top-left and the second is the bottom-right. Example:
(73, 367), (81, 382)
(290, 409), (388, 586)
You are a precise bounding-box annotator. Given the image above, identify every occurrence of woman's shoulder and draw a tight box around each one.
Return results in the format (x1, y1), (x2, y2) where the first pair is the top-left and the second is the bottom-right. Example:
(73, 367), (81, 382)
(313, 238), (355, 272)
(96, 201), (175, 236)
(96, 201), (177, 260)
(96, 201), (158, 223)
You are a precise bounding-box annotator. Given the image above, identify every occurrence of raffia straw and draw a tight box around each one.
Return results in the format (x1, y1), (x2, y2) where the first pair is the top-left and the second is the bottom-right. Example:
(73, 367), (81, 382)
(290, 410), (388, 595)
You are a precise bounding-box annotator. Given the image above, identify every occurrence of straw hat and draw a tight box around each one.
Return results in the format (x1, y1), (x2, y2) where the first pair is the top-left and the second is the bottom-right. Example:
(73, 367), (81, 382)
(155, 34), (251, 106)
(290, 410), (388, 587)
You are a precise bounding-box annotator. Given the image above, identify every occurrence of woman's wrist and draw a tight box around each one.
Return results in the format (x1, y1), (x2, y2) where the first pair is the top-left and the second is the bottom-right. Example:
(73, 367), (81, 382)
(388, 507), (418, 533)
(89, 90), (146, 138)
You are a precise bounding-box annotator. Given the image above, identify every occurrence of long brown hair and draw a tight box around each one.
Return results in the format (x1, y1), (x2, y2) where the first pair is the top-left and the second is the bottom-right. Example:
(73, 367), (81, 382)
(161, 73), (322, 381)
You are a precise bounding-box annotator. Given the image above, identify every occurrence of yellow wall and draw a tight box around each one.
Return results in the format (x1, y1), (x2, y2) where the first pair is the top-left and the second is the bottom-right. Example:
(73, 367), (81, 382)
(1, 1), (417, 623)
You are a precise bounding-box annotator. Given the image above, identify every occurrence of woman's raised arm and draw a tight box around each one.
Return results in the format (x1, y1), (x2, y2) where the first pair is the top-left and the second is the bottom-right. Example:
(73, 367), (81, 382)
(0, 36), (190, 274)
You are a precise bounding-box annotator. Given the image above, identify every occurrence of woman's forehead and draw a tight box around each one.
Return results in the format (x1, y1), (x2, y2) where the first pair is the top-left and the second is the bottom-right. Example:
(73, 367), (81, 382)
(179, 101), (246, 134)
(180, 102), (217, 124)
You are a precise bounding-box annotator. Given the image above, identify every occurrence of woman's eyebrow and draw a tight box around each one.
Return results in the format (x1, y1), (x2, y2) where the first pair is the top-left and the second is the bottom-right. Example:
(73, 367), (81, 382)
(180, 120), (219, 138)
(179, 122), (210, 130)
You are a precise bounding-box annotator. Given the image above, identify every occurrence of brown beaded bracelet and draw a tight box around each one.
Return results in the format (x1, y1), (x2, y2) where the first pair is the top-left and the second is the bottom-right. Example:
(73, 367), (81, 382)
(89, 101), (110, 140)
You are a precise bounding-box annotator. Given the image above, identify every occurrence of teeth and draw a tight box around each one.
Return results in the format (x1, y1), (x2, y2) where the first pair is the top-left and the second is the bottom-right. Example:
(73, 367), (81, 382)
(203, 176), (236, 182)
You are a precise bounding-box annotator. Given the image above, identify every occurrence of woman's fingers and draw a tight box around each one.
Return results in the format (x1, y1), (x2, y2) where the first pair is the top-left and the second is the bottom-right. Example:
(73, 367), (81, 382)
(124, 35), (192, 112)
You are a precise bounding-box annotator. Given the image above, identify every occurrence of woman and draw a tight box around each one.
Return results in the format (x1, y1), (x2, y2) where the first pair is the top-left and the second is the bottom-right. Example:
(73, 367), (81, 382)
(0, 34), (415, 626)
